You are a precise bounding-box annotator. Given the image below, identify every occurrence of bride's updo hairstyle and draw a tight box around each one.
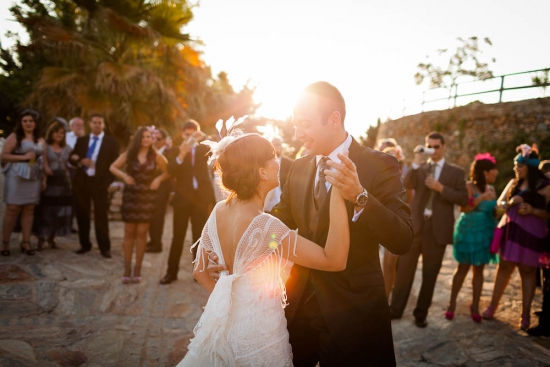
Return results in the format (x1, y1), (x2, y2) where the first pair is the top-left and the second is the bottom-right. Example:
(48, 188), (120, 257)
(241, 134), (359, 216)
(216, 134), (275, 201)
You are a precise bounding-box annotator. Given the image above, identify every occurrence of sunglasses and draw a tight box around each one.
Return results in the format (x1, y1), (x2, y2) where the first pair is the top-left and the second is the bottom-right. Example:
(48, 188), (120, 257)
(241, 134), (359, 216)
(427, 145), (441, 150)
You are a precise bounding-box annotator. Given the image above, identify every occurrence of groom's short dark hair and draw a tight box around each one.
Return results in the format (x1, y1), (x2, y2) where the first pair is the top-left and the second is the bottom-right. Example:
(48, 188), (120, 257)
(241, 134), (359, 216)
(304, 81), (346, 125)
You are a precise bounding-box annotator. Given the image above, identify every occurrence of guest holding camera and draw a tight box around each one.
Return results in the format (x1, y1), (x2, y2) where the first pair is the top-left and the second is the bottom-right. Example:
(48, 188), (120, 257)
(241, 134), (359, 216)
(389, 132), (468, 328)
(159, 120), (216, 285)
(445, 153), (499, 322)
(483, 144), (550, 330)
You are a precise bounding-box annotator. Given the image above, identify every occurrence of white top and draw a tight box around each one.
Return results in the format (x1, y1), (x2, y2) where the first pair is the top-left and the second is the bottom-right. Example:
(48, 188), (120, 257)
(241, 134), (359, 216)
(66, 131), (78, 149)
(314, 134), (362, 221)
(86, 132), (105, 177)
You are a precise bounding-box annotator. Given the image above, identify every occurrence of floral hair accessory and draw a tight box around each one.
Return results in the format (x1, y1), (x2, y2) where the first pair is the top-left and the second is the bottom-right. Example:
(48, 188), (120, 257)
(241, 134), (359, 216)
(514, 143), (540, 167)
(146, 125), (157, 134)
(201, 115), (257, 164)
(474, 152), (496, 164)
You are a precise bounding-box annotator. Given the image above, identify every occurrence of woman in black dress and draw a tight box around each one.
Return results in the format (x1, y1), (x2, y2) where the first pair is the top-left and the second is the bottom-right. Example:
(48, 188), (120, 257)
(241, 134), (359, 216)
(110, 127), (169, 283)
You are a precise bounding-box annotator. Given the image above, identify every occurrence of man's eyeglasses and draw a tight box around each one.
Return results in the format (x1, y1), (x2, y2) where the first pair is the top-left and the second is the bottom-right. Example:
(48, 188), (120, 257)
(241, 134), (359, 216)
(427, 145), (441, 150)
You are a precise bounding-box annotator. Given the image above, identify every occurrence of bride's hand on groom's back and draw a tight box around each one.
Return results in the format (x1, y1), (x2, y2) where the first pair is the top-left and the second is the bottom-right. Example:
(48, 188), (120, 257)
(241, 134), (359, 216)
(206, 251), (227, 282)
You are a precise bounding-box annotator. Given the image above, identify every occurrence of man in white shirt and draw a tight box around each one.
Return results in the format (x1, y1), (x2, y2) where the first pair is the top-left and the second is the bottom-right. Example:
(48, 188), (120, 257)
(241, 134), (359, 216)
(390, 132), (468, 328)
(66, 117), (85, 149)
(69, 114), (120, 258)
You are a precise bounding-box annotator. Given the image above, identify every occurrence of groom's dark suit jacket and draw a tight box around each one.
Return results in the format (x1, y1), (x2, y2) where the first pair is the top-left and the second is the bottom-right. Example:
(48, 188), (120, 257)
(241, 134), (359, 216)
(273, 139), (413, 366)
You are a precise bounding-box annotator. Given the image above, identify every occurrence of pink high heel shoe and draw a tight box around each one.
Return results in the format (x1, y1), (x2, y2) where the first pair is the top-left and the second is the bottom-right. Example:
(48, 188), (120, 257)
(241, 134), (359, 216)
(520, 313), (530, 331)
(470, 304), (482, 323)
(482, 305), (496, 320)
(122, 276), (131, 284)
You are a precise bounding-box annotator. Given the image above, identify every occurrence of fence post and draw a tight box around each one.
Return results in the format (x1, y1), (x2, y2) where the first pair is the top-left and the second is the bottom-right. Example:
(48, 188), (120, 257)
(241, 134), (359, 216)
(453, 84), (458, 107)
(499, 75), (505, 103)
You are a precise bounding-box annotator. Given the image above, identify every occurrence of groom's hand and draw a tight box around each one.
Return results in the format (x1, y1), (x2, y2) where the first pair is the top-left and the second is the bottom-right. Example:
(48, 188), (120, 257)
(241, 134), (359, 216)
(206, 251), (227, 282)
(325, 151), (363, 203)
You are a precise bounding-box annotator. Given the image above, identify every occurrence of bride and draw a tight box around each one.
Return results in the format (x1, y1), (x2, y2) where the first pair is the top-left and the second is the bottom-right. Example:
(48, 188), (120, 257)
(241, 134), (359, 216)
(177, 133), (350, 367)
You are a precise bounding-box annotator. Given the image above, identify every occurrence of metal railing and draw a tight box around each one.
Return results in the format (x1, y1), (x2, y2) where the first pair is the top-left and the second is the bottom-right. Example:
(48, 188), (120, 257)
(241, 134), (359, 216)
(421, 68), (550, 111)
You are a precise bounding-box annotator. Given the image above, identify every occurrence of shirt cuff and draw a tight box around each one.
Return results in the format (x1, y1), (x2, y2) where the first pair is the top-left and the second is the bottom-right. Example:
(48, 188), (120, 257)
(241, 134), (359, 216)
(352, 208), (364, 222)
(411, 162), (420, 170)
(176, 157), (183, 165)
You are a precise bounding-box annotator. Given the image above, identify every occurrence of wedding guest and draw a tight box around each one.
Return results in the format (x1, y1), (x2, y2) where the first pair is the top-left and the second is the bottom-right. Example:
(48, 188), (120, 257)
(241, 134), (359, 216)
(445, 153), (499, 322)
(528, 160), (550, 336)
(390, 132), (468, 328)
(110, 126), (169, 283)
(159, 120), (216, 285)
(66, 117), (85, 149)
(69, 114), (120, 258)
(483, 145), (550, 330)
(381, 144), (412, 299)
(34, 121), (73, 250)
(1, 109), (50, 256)
(146, 128), (175, 253)
(263, 136), (294, 213)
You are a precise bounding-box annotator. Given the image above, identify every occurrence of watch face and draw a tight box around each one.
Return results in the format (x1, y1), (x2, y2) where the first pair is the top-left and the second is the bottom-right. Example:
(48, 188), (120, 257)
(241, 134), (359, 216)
(356, 191), (368, 206)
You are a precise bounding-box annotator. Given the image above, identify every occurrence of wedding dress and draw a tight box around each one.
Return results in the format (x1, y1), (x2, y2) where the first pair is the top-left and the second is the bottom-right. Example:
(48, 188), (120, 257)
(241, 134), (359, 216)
(177, 202), (296, 367)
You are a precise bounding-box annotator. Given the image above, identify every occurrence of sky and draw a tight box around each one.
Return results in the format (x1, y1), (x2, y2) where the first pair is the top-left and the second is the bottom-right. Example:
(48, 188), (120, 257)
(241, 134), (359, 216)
(2, 0), (550, 136)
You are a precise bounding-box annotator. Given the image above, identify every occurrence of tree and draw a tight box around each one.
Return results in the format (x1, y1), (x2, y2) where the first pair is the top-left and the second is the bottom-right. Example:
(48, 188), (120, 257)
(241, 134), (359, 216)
(414, 37), (496, 90)
(532, 69), (550, 97)
(0, 0), (258, 142)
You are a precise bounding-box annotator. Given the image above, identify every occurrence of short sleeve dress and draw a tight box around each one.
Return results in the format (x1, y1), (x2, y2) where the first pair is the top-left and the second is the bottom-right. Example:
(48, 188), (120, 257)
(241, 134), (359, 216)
(120, 155), (159, 223)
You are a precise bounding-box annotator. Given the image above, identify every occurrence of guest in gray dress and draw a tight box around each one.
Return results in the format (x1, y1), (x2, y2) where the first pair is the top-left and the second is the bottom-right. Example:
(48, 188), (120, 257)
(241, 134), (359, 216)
(1, 109), (50, 256)
(34, 121), (73, 250)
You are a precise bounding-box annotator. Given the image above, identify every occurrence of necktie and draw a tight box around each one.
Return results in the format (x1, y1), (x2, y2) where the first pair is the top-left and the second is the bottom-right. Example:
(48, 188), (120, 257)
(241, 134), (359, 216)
(426, 162), (436, 211)
(85, 136), (99, 171)
(189, 147), (194, 166)
(314, 157), (330, 210)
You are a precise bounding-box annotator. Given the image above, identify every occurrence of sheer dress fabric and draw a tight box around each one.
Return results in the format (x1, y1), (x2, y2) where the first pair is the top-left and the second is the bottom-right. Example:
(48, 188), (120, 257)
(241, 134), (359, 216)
(178, 202), (297, 367)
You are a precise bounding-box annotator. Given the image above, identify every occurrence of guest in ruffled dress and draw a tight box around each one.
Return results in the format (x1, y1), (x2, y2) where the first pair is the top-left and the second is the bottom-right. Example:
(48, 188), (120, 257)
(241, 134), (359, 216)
(445, 153), (498, 322)
(34, 120), (73, 250)
(483, 145), (550, 330)
(1, 109), (50, 256)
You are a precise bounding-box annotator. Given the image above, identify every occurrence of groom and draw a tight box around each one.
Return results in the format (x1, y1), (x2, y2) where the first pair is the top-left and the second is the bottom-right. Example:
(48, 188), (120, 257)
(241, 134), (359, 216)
(210, 82), (413, 366)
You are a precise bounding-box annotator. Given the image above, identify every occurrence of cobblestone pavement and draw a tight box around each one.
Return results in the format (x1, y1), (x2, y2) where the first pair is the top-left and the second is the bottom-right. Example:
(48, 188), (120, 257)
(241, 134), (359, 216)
(1, 160), (550, 365)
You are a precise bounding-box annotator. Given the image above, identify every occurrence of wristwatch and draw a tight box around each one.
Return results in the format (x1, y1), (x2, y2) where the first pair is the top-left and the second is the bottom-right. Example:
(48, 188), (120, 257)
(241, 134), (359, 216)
(353, 188), (369, 207)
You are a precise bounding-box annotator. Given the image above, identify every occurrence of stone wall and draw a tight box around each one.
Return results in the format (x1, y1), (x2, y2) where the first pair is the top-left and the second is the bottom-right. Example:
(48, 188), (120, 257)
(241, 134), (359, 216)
(377, 97), (550, 187)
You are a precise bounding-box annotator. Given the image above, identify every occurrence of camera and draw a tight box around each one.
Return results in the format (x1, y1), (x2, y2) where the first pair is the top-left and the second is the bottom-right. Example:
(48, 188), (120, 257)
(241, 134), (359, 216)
(413, 145), (435, 155)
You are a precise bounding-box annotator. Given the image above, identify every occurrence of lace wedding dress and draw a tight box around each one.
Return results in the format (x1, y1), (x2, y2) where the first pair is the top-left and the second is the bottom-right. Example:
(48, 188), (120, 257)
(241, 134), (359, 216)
(177, 203), (296, 367)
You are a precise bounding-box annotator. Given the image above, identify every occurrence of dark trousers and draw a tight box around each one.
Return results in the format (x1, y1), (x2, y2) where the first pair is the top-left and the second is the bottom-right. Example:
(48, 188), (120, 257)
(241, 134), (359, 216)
(74, 177), (111, 253)
(390, 217), (447, 320)
(288, 283), (349, 367)
(148, 181), (172, 250)
(165, 202), (209, 278)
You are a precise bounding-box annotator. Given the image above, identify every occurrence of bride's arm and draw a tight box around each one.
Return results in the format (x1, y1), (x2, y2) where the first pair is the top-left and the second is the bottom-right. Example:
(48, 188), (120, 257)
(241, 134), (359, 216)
(285, 186), (350, 271)
(194, 247), (216, 292)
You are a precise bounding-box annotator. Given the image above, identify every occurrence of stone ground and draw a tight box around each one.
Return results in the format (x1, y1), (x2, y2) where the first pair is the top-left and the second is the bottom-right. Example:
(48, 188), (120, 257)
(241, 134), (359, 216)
(1, 144), (550, 365)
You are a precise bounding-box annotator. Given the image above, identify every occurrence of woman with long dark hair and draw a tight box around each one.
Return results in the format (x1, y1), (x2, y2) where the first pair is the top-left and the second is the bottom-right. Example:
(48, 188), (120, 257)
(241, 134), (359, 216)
(110, 126), (169, 283)
(1, 109), (50, 256)
(445, 153), (498, 322)
(34, 120), (73, 249)
(483, 145), (550, 330)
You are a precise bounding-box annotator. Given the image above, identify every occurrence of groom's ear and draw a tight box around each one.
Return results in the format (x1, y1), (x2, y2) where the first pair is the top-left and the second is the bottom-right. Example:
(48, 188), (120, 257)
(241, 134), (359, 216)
(259, 167), (269, 181)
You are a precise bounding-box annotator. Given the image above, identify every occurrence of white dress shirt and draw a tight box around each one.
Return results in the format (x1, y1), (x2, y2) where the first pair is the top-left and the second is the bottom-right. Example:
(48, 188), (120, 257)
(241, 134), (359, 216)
(86, 132), (104, 177)
(315, 134), (363, 222)
(66, 131), (78, 149)
(412, 157), (445, 217)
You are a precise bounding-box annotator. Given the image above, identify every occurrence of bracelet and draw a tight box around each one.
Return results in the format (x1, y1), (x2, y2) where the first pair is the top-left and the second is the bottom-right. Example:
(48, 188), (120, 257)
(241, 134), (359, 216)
(468, 197), (474, 207)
